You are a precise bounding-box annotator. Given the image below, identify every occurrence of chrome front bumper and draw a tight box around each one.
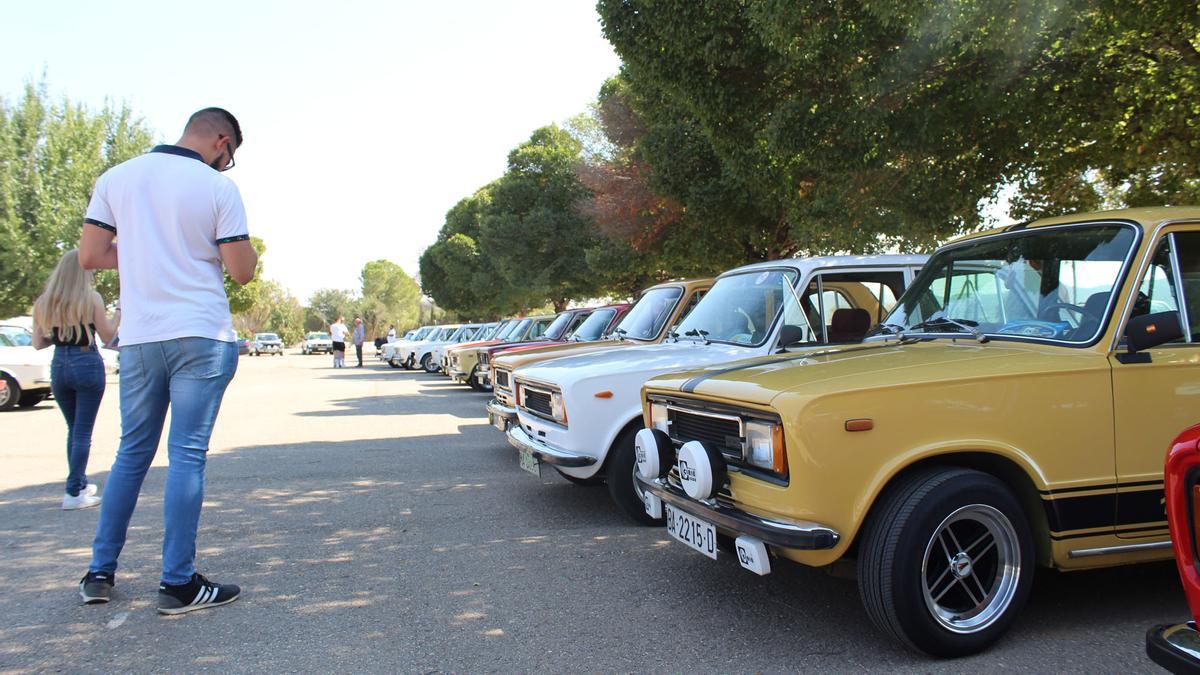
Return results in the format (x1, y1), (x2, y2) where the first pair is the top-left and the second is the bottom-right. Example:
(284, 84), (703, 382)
(505, 425), (597, 468)
(486, 400), (517, 427)
(636, 475), (840, 550)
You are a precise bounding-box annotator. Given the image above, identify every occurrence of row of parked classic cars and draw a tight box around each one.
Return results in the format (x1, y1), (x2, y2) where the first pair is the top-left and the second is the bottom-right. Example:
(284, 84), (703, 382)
(385, 207), (1200, 664)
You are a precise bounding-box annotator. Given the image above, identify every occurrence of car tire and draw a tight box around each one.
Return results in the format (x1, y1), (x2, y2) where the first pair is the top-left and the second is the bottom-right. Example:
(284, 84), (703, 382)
(555, 468), (605, 486)
(0, 374), (20, 412)
(607, 425), (664, 525)
(421, 354), (438, 373)
(388, 359), (402, 369)
(857, 466), (1034, 658)
(467, 366), (485, 391)
(18, 392), (47, 408)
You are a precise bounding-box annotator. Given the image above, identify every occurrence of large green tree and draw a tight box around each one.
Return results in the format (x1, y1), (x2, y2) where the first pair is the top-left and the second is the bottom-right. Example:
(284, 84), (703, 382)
(0, 81), (154, 316)
(596, 0), (1200, 256)
(357, 259), (422, 336)
(479, 125), (603, 312)
(224, 236), (267, 314)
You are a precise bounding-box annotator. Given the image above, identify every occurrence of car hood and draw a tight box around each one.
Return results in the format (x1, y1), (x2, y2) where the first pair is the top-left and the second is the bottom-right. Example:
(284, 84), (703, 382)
(644, 339), (1094, 406)
(515, 340), (755, 389)
(0, 345), (52, 367)
(492, 339), (631, 370)
(450, 340), (500, 354)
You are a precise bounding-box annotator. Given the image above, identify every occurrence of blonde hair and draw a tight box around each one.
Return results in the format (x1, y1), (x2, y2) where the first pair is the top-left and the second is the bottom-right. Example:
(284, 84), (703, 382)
(33, 250), (95, 344)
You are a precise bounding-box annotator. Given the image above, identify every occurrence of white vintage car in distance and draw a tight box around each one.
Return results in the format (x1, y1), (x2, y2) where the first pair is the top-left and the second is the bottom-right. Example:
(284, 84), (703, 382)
(506, 255), (927, 523)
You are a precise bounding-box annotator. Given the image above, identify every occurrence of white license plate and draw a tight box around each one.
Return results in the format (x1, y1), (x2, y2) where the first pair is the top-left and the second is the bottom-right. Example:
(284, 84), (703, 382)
(492, 413), (508, 432)
(518, 450), (540, 477)
(665, 503), (717, 560)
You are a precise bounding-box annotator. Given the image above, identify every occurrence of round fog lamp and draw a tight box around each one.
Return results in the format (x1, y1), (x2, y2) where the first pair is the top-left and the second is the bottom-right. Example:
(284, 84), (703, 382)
(635, 428), (672, 479)
(677, 440), (726, 501)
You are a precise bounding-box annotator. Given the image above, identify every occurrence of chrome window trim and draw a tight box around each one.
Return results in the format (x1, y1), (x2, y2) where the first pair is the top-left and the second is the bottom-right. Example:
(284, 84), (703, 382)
(1170, 232), (1193, 343)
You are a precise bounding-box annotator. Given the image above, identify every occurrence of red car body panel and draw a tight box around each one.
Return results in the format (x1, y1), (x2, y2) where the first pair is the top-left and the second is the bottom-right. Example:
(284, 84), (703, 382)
(490, 304), (632, 359)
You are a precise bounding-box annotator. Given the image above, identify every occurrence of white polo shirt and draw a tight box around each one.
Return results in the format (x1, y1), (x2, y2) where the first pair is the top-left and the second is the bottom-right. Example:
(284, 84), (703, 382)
(85, 145), (249, 346)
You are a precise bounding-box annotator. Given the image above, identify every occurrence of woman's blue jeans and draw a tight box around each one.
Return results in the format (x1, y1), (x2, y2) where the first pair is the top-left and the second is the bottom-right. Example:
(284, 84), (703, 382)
(50, 346), (106, 497)
(89, 338), (238, 585)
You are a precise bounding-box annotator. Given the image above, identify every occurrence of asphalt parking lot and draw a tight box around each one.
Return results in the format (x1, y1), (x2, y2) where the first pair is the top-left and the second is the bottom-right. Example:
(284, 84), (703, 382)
(0, 352), (1185, 673)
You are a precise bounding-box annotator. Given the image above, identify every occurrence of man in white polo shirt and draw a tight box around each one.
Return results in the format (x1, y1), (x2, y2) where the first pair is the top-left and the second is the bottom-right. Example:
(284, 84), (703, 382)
(77, 108), (258, 615)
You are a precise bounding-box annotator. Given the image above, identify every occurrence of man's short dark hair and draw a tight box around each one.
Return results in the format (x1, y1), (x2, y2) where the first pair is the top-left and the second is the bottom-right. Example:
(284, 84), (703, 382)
(187, 107), (243, 147)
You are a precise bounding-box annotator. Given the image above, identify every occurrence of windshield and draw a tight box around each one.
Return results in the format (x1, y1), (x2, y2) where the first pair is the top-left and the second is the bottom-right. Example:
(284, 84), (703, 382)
(543, 313), (574, 340)
(429, 327), (453, 341)
(256, 333), (279, 341)
(572, 308), (618, 341)
(0, 326), (32, 346)
(882, 224), (1137, 343)
(0, 333), (14, 347)
(675, 270), (803, 346)
(308, 332), (330, 340)
(412, 326), (435, 340)
(503, 319), (531, 340)
(614, 287), (683, 340)
(443, 326), (467, 341)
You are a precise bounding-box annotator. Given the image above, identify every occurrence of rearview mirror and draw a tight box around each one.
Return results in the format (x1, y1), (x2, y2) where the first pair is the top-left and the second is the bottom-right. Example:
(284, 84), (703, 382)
(1126, 311), (1184, 353)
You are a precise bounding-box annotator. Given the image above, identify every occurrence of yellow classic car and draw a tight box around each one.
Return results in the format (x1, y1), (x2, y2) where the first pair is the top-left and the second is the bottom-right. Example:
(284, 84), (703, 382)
(486, 278), (713, 433)
(634, 206), (1200, 657)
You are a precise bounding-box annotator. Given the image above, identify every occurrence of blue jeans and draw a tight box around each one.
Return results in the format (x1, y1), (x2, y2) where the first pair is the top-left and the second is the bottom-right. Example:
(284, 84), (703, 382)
(51, 346), (106, 496)
(89, 338), (238, 585)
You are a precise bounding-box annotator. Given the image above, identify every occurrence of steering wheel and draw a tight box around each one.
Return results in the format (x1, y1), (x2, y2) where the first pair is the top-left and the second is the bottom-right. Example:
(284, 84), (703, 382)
(1038, 302), (1087, 325)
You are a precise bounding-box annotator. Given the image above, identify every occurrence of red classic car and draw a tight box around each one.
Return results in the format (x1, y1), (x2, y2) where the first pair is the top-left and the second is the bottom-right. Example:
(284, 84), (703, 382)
(1147, 423), (1200, 672)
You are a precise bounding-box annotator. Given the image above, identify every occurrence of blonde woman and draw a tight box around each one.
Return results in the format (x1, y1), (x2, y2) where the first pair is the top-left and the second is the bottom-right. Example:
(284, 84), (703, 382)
(32, 250), (119, 510)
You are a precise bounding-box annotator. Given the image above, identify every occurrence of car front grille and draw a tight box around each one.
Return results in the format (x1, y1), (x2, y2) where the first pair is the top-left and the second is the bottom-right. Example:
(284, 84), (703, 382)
(479, 353), (490, 366)
(495, 369), (511, 391)
(523, 389), (553, 417)
(668, 408), (743, 458)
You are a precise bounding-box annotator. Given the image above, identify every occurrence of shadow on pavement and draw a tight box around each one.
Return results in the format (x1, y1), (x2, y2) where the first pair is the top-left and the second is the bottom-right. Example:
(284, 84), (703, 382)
(0, 424), (1188, 672)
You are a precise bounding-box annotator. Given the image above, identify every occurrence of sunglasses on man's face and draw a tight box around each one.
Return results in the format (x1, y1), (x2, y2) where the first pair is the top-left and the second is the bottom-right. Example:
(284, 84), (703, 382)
(220, 136), (236, 172)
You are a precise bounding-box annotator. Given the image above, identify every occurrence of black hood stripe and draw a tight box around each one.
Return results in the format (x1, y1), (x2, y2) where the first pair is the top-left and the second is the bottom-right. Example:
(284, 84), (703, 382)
(679, 342), (903, 393)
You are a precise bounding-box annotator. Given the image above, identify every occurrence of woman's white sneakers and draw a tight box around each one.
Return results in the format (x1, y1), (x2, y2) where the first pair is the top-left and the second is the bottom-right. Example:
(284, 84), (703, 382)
(62, 484), (101, 510)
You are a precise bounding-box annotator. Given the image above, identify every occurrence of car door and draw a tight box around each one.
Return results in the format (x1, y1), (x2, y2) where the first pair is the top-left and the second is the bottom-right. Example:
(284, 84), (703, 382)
(1110, 224), (1200, 540)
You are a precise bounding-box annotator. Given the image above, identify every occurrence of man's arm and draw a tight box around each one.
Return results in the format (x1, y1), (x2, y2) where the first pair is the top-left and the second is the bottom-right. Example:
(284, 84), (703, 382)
(220, 239), (258, 285)
(79, 223), (118, 270)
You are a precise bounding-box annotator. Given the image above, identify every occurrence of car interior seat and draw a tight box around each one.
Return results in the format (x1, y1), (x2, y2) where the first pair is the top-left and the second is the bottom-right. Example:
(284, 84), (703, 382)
(828, 308), (872, 343)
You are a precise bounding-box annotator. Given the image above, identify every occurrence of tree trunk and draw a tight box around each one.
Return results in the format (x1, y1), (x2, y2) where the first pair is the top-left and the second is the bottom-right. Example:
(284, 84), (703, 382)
(553, 298), (568, 312)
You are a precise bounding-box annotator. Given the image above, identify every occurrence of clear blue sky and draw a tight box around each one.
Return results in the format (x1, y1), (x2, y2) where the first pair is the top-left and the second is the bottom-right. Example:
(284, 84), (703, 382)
(0, 0), (621, 301)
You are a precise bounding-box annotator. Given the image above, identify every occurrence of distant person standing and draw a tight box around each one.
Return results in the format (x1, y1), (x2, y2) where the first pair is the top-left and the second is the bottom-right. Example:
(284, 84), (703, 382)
(77, 107), (257, 614)
(352, 318), (365, 367)
(329, 317), (348, 368)
(387, 325), (396, 342)
(31, 250), (120, 510)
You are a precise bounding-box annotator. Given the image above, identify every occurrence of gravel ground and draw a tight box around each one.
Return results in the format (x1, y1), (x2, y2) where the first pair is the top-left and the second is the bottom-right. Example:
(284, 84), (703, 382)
(0, 352), (1184, 673)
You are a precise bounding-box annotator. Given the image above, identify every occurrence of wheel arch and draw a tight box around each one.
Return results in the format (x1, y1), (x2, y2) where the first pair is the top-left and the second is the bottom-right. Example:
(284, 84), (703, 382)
(849, 450), (1052, 568)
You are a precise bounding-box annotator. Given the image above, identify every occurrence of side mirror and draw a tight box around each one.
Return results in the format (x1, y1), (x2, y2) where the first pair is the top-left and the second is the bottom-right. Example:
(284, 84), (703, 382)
(777, 324), (806, 349)
(1126, 311), (1184, 353)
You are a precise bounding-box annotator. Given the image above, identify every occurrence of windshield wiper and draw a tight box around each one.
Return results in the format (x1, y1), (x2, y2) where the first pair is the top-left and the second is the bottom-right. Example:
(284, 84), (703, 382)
(909, 317), (990, 344)
(665, 328), (680, 342)
(612, 327), (627, 342)
(683, 328), (710, 345)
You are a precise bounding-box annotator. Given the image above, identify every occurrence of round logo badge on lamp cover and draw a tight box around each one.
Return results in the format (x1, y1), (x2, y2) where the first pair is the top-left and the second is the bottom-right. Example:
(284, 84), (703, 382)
(677, 440), (725, 500)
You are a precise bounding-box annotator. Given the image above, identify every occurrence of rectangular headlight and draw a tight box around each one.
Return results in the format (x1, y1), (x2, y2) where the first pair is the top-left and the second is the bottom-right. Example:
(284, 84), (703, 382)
(649, 402), (669, 433)
(551, 390), (568, 425)
(744, 419), (787, 474)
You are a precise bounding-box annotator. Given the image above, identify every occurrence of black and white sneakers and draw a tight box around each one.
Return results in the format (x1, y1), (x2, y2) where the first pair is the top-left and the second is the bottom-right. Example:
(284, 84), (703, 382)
(79, 571), (114, 604)
(156, 573), (241, 615)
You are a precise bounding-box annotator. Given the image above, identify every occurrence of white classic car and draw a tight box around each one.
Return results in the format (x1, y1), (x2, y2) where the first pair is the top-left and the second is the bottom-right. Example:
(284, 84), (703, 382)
(0, 330), (53, 411)
(424, 324), (484, 374)
(301, 331), (333, 355)
(384, 325), (436, 367)
(506, 255), (927, 523)
(396, 324), (461, 371)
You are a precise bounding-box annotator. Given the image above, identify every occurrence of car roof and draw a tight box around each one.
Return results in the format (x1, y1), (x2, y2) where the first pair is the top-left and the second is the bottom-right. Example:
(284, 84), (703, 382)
(719, 254), (929, 279)
(950, 206), (1200, 245)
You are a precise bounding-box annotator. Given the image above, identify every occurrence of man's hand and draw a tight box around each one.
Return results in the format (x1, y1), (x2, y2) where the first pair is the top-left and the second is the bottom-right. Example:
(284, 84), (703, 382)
(79, 223), (118, 269)
(220, 239), (258, 285)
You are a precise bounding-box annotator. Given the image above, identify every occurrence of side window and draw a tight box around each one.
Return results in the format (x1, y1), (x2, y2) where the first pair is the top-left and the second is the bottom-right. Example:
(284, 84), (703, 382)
(1172, 232), (1200, 341)
(801, 271), (907, 342)
(676, 290), (705, 324)
(943, 269), (1006, 324)
(1137, 239), (1180, 318)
